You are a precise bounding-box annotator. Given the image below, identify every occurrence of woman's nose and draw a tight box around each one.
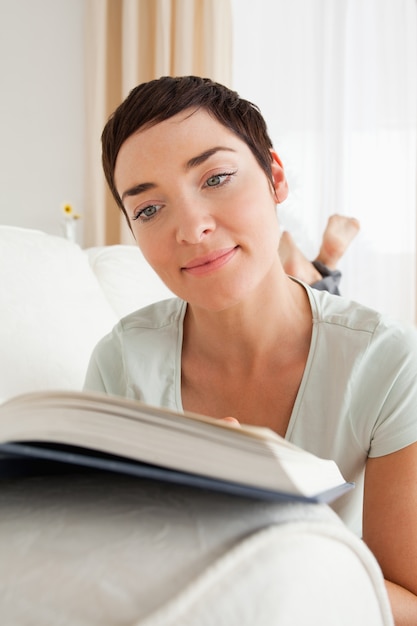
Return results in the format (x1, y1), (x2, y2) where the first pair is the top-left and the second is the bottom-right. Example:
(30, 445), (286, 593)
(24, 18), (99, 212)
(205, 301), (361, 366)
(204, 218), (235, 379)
(175, 199), (216, 244)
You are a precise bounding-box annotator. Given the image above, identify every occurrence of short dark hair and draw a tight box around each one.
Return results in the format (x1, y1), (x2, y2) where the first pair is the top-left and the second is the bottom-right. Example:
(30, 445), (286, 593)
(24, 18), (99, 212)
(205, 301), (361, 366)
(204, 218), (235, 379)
(102, 76), (274, 213)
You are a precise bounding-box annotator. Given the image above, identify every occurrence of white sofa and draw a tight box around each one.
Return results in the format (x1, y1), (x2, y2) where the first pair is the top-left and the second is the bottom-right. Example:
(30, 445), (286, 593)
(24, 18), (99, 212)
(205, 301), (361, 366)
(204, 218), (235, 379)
(0, 225), (173, 403)
(0, 225), (393, 625)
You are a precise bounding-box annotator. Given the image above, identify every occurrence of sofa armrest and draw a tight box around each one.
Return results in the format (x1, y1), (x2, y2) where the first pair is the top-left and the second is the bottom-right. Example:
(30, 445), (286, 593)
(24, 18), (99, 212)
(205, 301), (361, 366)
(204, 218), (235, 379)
(0, 472), (393, 625)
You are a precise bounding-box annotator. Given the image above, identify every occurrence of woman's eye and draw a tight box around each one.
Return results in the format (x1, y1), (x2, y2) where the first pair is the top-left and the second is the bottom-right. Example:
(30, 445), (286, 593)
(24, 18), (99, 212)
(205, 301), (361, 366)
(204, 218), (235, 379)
(206, 174), (223, 187)
(205, 171), (235, 188)
(132, 204), (160, 222)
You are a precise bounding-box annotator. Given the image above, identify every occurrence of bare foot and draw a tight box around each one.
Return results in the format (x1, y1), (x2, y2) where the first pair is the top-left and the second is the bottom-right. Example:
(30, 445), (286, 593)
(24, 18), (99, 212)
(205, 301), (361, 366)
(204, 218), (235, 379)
(279, 231), (323, 284)
(316, 215), (360, 269)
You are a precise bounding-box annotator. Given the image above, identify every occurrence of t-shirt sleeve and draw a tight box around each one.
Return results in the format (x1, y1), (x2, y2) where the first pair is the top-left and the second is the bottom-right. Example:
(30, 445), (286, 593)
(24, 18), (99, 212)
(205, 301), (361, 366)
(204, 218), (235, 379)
(83, 324), (128, 397)
(365, 320), (417, 458)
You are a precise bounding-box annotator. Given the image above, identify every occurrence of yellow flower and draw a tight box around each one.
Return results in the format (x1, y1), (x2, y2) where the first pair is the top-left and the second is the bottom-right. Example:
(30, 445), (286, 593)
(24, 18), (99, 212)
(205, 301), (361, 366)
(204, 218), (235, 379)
(61, 203), (81, 220)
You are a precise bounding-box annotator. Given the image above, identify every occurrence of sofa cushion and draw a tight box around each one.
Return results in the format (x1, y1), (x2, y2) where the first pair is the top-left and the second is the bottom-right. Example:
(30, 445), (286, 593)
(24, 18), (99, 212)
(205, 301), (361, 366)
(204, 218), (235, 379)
(0, 226), (119, 401)
(86, 245), (172, 319)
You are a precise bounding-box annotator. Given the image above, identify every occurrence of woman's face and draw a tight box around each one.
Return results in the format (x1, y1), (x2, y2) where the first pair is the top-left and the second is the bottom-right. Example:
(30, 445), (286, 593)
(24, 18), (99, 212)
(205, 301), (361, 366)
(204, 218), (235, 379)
(114, 108), (288, 311)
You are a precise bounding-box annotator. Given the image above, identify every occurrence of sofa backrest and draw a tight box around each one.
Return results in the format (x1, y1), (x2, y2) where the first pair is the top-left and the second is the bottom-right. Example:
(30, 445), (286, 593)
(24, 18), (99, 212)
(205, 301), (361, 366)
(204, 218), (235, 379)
(0, 226), (172, 402)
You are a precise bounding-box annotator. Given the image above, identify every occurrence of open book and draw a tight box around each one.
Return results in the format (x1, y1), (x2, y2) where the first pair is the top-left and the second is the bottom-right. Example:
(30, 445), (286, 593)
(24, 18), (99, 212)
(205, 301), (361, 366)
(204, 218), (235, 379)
(0, 390), (353, 503)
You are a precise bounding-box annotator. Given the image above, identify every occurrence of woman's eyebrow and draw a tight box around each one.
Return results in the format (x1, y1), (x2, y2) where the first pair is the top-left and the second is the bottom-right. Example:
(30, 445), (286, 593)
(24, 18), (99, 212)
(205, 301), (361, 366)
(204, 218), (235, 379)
(185, 146), (236, 170)
(121, 182), (155, 203)
(120, 147), (236, 202)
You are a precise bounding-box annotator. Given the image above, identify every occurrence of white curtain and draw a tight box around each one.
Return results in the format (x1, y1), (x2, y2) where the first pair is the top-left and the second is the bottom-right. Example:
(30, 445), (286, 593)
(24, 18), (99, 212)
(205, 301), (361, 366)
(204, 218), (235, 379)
(231, 0), (417, 324)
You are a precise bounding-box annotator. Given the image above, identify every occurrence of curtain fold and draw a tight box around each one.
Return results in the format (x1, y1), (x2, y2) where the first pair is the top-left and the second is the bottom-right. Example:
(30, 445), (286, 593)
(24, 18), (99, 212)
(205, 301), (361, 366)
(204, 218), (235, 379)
(84, 0), (232, 247)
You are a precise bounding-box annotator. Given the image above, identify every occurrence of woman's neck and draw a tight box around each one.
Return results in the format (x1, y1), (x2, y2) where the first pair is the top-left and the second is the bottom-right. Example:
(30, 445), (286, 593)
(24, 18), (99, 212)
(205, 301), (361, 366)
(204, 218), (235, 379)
(180, 274), (313, 429)
(182, 274), (312, 371)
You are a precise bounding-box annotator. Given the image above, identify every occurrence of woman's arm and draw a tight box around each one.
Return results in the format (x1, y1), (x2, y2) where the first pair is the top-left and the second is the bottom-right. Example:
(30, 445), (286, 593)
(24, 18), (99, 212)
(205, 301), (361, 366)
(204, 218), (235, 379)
(363, 441), (417, 625)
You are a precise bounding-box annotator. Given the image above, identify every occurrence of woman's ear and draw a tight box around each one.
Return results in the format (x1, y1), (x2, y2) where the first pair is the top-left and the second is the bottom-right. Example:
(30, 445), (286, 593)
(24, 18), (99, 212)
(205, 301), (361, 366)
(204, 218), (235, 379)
(270, 150), (289, 203)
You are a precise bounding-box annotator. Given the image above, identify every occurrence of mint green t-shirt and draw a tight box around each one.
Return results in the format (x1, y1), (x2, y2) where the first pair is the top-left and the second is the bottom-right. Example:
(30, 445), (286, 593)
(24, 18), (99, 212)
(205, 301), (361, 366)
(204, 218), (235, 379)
(84, 286), (417, 535)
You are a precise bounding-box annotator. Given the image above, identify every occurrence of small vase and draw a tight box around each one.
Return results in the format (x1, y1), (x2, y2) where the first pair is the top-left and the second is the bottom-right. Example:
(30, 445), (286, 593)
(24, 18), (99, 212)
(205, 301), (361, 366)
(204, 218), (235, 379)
(63, 219), (77, 243)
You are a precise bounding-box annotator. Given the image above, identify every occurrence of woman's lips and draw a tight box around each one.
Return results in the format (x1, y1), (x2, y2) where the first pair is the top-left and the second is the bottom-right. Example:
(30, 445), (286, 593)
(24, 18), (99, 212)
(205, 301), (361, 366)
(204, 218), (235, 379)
(182, 247), (238, 276)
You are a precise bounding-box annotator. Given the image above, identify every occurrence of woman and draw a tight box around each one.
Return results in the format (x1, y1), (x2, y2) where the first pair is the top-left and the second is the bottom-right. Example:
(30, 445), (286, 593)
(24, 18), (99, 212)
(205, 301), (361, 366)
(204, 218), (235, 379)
(85, 76), (417, 623)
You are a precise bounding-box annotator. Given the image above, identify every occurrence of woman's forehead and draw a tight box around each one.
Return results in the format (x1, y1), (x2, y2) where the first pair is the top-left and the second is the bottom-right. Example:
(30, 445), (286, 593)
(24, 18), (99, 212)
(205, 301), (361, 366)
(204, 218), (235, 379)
(115, 109), (246, 176)
(127, 108), (236, 148)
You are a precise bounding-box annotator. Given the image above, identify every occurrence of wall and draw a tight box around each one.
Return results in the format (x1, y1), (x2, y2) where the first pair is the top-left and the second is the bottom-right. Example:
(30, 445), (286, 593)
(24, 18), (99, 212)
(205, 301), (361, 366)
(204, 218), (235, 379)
(0, 0), (85, 243)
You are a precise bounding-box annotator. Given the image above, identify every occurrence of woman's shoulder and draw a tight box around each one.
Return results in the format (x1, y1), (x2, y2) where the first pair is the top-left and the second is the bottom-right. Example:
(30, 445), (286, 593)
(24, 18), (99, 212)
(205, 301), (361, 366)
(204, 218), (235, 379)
(305, 286), (417, 372)
(306, 284), (415, 336)
(117, 297), (186, 332)
(85, 297), (186, 398)
(91, 297), (186, 358)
